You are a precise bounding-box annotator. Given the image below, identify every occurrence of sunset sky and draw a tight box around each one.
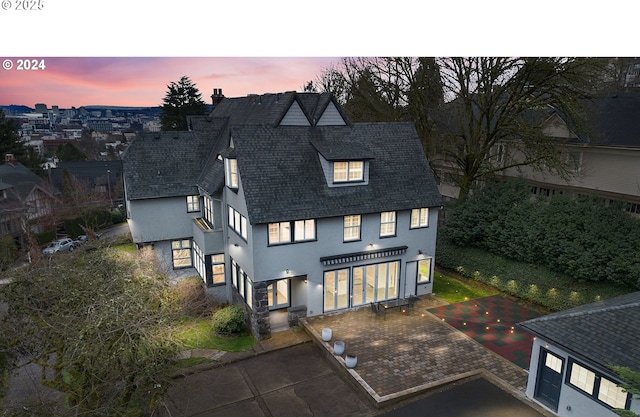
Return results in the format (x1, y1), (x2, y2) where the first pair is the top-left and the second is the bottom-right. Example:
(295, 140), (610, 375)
(0, 2), (634, 109)
(0, 57), (342, 108)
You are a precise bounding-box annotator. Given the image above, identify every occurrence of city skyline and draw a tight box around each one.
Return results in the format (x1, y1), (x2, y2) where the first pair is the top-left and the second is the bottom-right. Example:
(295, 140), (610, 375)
(0, 57), (341, 109)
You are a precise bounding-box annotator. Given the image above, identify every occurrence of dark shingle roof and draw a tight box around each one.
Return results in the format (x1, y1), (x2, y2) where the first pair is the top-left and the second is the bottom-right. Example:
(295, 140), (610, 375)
(0, 162), (49, 198)
(231, 123), (442, 224)
(122, 131), (218, 200)
(519, 291), (640, 372)
(585, 93), (640, 147)
(49, 160), (123, 193)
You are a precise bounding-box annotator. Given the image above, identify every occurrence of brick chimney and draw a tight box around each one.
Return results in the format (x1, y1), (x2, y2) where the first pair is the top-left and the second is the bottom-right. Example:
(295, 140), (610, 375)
(4, 154), (17, 166)
(211, 88), (225, 109)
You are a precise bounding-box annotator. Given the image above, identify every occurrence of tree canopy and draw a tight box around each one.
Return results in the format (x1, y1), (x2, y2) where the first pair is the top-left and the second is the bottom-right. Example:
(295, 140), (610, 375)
(160, 76), (207, 131)
(317, 57), (612, 198)
(0, 237), (183, 416)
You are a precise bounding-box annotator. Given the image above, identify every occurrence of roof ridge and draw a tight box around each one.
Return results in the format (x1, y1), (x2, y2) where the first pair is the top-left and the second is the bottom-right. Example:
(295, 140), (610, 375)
(522, 299), (640, 325)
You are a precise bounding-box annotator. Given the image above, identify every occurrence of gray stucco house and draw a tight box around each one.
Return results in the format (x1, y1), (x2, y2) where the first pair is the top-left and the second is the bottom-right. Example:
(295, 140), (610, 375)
(122, 91), (442, 339)
(519, 291), (640, 417)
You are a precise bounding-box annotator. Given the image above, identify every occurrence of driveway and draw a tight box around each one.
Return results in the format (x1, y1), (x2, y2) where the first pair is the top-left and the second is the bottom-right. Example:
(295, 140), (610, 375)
(160, 342), (552, 417)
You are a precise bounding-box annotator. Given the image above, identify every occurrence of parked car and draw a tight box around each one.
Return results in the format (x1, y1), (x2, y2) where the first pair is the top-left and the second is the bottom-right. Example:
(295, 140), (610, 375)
(74, 235), (88, 245)
(42, 238), (75, 255)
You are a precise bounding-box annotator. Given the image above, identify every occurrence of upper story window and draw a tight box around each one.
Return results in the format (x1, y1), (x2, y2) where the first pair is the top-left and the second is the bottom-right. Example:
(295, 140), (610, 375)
(268, 219), (316, 245)
(203, 195), (215, 228)
(410, 208), (429, 229)
(228, 206), (247, 240)
(343, 215), (361, 242)
(333, 161), (364, 183)
(225, 158), (238, 189)
(186, 195), (200, 212)
(380, 211), (396, 237)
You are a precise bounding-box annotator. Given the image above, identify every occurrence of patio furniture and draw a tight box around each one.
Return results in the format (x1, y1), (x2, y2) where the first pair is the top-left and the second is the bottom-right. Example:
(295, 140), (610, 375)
(370, 302), (386, 319)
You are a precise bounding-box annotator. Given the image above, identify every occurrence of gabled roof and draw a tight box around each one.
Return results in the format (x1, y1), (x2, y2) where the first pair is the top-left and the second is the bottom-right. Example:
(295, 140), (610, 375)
(519, 291), (640, 372)
(48, 160), (123, 193)
(122, 131), (219, 200)
(209, 92), (350, 127)
(230, 123), (442, 224)
(0, 162), (49, 199)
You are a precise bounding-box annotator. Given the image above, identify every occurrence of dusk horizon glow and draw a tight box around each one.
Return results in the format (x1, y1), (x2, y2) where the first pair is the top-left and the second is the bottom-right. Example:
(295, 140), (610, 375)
(0, 57), (342, 109)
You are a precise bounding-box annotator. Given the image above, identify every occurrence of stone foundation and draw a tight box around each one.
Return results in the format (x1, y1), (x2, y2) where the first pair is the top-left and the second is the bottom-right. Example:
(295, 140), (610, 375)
(288, 305), (307, 327)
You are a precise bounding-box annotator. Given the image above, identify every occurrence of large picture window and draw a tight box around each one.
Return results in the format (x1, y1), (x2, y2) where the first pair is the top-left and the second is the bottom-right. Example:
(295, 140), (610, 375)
(171, 239), (192, 269)
(343, 215), (361, 241)
(351, 261), (399, 306)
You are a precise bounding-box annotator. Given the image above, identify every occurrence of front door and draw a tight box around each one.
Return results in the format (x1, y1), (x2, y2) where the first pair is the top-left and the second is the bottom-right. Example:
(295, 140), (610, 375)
(535, 349), (564, 411)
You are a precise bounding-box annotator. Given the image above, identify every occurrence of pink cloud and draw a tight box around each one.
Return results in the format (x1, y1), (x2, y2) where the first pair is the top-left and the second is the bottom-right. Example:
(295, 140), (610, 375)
(0, 57), (341, 108)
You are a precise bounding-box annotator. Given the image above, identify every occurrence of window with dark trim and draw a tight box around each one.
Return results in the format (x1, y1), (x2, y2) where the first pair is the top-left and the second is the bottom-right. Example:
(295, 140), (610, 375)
(380, 211), (396, 237)
(225, 158), (238, 188)
(211, 254), (225, 285)
(333, 161), (363, 183)
(410, 208), (429, 229)
(566, 358), (630, 411)
(268, 219), (316, 245)
(228, 206), (247, 240)
(171, 239), (192, 269)
(186, 195), (200, 212)
(343, 215), (361, 241)
(417, 258), (431, 283)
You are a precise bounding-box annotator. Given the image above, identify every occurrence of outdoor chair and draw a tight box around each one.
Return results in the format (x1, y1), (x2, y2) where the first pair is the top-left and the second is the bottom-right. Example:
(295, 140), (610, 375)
(370, 302), (385, 319)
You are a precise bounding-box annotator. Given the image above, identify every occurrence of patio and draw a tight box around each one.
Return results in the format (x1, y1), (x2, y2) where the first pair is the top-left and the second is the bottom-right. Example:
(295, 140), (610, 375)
(301, 294), (535, 406)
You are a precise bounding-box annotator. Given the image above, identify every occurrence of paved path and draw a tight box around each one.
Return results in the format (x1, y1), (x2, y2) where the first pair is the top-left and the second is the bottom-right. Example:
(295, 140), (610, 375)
(302, 295), (531, 404)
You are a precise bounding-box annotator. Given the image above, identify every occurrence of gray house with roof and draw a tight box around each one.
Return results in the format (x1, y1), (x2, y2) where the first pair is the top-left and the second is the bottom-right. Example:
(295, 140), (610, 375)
(122, 91), (442, 339)
(519, 291), (640, 417)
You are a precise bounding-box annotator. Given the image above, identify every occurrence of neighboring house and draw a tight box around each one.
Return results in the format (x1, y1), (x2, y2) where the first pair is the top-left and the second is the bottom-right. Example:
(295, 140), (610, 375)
(122, 91), (442, 339)
(0, 154), (56, 248)
(48, 160), (123, 208)
(435, 93), (640, 216)
(519, 292), (640, 417)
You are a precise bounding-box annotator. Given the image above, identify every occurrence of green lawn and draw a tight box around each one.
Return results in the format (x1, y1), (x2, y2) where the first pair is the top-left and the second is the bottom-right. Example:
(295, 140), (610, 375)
(174, 317), (256, 352)
(433, 271), (499, 303)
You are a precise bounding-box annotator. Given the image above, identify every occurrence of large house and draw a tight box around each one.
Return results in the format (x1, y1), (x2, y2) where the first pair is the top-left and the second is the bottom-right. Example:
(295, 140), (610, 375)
(519, 292), (640, 417)
(122, 91), (442, 339)
(0, 154), (55, 249)
(435, 93), (640, 216)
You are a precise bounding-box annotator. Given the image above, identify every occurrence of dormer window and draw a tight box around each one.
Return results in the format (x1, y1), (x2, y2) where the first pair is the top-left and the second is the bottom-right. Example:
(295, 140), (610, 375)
(333, 161), (363, 183)
(225, 158), (238, 188)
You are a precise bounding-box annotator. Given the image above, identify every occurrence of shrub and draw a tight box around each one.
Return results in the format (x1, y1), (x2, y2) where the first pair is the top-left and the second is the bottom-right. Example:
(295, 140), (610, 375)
(174, 276), (210, 316)
(110, 210), (125, 224)
(0, 235), (18, 270)
(437, 235), (631, 311)
(211, 305), (246, 336)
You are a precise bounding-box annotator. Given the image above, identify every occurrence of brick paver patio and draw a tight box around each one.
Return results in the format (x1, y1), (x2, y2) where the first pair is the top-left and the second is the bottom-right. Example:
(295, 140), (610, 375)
(301, 295), (530, 405)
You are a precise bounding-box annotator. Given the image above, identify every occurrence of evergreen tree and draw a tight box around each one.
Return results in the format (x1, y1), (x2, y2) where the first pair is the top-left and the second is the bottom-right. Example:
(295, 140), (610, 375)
(0, 109), (25, 160)
(160, 76), (207, 131)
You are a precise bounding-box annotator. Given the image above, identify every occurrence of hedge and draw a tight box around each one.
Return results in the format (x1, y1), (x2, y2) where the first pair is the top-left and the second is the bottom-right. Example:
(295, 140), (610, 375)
(436, 236), (631, 312)
(442, 178), (640, 289)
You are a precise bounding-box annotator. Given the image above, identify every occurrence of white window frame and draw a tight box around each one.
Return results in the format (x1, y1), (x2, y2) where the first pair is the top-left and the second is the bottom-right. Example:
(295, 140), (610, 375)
(228, 206), (247, 240)
(186, 195), (200, 212)
(268, 219), (315, 245)
(203, 195), (215, 228)
(333, 160), (364, 183)
(380, 211), (396, 237)
(225, 158), (238, 188)
(343, 215), (361, 242)
(410, 208), (429, 229)
(417, 258), (431, 283)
